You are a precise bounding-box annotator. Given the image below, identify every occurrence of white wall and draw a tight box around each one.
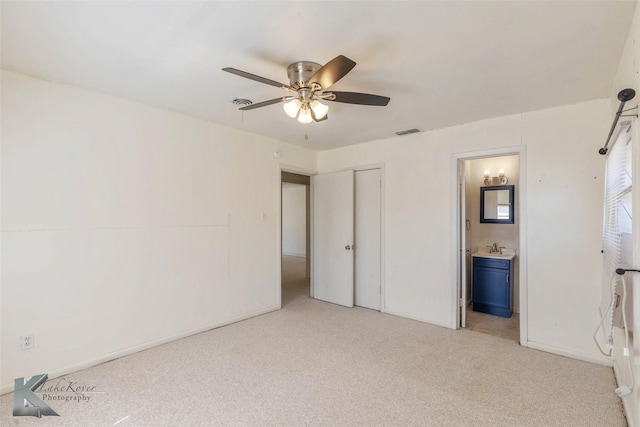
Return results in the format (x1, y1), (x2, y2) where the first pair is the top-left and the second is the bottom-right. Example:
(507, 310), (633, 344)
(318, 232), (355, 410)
(318, 98), (610, 364)
(610, 1), (640, 424)
(0, 70), (317, 391)
(467, 155), (520, 312)
(282, 183), (306, 257)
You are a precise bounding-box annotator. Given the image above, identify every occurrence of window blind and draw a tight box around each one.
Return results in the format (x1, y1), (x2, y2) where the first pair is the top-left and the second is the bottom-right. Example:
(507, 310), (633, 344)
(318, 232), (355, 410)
(603, 124), (632, 273)
(601, 123), (632, 340)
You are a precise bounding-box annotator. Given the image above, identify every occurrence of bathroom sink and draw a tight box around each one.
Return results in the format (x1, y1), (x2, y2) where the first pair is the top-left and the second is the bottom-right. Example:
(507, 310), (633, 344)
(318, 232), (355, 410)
(472, 247), (516, 260)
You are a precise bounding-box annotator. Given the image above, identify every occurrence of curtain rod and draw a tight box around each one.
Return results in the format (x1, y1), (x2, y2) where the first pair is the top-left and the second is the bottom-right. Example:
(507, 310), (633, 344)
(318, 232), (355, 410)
(599, 88), (637, 155)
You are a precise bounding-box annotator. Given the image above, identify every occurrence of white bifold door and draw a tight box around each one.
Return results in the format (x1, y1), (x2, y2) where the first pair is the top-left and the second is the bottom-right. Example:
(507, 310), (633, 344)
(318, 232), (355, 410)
(313, 169), (381, 309)
(313, 170), (355, 307)
(355, 169), (381, 310)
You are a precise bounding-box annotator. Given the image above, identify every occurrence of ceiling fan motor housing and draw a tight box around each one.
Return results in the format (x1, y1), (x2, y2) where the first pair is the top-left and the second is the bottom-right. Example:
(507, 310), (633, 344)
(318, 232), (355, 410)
(287, 61), (322, 89)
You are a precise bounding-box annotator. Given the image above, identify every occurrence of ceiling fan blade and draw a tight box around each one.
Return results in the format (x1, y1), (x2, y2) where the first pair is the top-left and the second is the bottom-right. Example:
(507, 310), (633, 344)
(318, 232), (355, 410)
(328, 91), (390, 106)
(222, 67), (289, 89)
(309, 55), (356, 90)
(239, 98), (285, 111)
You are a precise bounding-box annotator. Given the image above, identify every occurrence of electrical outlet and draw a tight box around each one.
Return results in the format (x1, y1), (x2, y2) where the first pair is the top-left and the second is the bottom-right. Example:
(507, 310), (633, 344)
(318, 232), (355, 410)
(616, 385), (631, 397)
(21, 334), (34, 350)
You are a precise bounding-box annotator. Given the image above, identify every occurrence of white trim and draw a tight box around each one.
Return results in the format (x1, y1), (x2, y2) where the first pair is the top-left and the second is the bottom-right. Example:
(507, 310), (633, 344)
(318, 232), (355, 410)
(627, 117), (639, 427)
(456, 159), (465, 328)
(452, 145), (528, 345)
(379, 166), (387, 313)
(614, 361), (637, 427)
(277, 168), (282, 309)
(279, 165), (317, 305)
(0, 305), (280, 395)
(527, 341), (613, 367)
(280, 164), (317, 177)
(310, 178), (315, 299)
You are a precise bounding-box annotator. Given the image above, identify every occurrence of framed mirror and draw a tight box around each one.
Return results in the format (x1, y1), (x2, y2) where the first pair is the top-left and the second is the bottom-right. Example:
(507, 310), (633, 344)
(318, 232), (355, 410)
(480, 185), (514, 224)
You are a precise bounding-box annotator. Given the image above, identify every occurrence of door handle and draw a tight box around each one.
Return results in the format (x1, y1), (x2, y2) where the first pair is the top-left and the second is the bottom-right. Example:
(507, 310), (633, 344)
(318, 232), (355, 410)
(345, 245), (352, 250)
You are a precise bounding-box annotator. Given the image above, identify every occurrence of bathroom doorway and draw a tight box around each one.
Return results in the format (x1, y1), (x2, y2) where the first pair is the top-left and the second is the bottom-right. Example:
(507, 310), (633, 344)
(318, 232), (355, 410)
(456, 149), (526, 344)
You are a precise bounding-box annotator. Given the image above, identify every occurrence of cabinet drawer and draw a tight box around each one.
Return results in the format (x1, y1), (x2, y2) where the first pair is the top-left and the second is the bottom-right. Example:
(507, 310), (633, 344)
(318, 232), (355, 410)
(473, 257), (510, 270)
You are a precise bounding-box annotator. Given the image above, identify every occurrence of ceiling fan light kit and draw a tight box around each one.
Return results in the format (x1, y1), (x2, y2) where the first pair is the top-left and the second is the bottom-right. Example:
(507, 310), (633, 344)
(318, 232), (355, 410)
(223, 55), (390, 125)
(283, 98), (301, 118)
(310, 100), (329, 119)
(297, 104), (313, 124)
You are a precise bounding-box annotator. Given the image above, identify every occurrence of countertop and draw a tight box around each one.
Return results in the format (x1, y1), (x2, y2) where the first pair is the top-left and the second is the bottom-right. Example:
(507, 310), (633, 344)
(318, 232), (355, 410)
(471, 248), (515, 260)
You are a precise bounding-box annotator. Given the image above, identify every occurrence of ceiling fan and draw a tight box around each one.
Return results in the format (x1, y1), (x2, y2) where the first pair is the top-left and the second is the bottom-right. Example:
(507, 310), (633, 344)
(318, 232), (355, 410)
(222, 55), (390, 123)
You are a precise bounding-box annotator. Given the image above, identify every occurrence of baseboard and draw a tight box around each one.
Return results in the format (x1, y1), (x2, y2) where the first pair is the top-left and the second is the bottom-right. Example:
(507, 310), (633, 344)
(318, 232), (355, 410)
(613, 361), (637, 427)
(385, 309), (609, 366)
(0, 305), (280, 395)
(525, 340), (613, 366)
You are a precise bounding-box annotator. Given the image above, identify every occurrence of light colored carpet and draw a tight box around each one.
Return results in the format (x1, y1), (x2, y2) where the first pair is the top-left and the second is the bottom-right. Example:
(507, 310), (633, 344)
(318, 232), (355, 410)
(1, 256), (625, 426)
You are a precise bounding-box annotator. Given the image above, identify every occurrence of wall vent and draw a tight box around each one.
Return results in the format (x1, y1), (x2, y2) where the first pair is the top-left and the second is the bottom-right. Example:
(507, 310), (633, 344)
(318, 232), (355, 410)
(394, 128), (422, 136)
(232, 98), (253, 106)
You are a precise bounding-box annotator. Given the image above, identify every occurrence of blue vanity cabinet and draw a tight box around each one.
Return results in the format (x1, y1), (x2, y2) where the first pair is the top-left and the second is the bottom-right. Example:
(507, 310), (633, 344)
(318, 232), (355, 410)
(472, 257), (512, 318)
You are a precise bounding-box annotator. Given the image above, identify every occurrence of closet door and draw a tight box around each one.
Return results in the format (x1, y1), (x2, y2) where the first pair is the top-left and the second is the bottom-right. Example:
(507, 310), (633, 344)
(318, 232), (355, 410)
(355, 169), (381, 310)
(312, 170), (354, 307)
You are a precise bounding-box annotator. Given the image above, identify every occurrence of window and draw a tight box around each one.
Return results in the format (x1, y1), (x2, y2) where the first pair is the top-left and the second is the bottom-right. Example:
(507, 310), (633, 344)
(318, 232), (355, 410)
(600, 123), (633, 342)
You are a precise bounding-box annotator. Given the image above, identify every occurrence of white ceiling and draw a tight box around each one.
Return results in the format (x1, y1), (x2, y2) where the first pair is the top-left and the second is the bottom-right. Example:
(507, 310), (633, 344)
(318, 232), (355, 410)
(1, 1), (636, 151)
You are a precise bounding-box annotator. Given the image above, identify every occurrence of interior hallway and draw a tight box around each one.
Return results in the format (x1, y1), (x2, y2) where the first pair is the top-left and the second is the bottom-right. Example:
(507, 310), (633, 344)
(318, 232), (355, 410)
(281, 255), (309, 306)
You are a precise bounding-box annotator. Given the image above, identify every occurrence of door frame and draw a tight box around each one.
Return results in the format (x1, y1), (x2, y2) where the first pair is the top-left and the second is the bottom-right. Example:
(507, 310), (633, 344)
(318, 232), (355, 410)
(458, 160), (468, 328)
(452, 146), (528, 346)
(278, 165), (316, 309)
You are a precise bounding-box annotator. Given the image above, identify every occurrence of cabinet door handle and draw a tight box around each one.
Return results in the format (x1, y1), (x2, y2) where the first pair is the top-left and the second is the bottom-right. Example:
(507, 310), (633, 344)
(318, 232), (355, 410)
(506, 274), (509, 284)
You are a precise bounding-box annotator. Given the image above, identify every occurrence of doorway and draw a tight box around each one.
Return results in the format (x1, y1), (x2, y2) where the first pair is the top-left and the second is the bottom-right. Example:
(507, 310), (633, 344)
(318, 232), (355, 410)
(456, 149), (526, 344)
(281, 172), (310, 306)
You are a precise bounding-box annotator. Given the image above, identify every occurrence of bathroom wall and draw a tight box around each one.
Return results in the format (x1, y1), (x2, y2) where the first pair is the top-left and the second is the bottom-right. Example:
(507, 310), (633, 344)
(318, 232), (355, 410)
(467, 155), (520, 311)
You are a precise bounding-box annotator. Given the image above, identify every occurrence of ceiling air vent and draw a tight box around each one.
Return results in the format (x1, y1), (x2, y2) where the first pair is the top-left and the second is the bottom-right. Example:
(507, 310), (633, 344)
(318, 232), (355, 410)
(232, 98), (253, 106)
(394, 128), (422, 136)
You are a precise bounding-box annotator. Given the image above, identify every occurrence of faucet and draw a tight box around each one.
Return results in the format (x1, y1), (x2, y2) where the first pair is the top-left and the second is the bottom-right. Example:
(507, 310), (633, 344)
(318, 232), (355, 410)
(491, 243), (499, 253)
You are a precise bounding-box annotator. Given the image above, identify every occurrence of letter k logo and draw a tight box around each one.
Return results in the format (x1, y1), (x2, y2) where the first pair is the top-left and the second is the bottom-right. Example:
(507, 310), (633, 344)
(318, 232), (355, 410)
(13, 374), (59, 417)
